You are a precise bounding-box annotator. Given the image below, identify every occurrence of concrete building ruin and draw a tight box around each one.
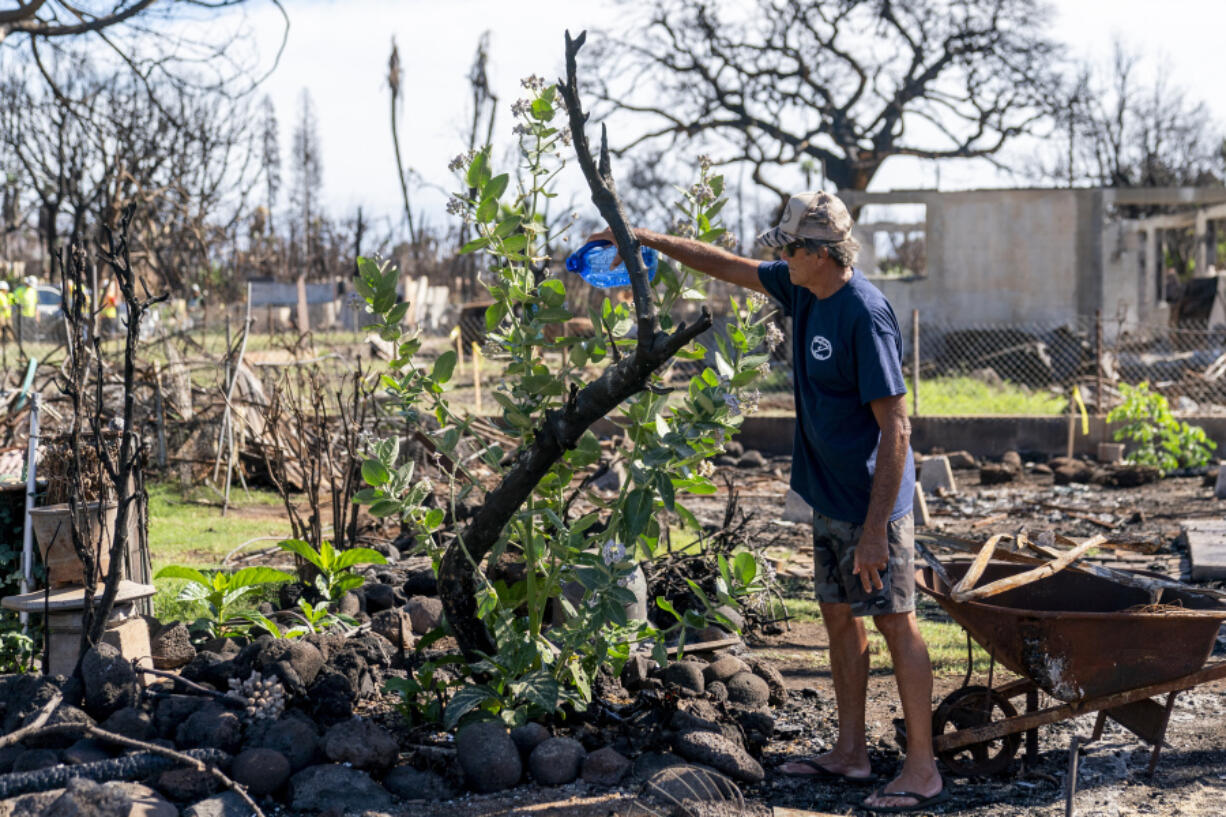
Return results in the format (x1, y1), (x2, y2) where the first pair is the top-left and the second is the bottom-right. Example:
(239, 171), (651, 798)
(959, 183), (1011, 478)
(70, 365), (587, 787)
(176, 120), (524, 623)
(843, 186), (1226, 338)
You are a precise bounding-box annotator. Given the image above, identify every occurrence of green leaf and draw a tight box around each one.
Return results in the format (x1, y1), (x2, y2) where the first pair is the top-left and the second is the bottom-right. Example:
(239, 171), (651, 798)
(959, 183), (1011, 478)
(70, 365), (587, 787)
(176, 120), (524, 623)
(533, 306), (572, 323)
(501, 234), (528, 253)
(656, 596), (682, 622)
(655, 470), (675, 511)
(460, 236), (490, 255)
(386, 302), (410, 325)
(466, 148), (487, 188)
(361, 459), (390, 487)
(228, 567), (295, 588)
(369, 499), (402, 518)
(334, 547), (389, 570)
(154, 565), (211, 587)
(432, 350), (458, 383)
(494, 215), (522, 237)
(444, 684), (495, 730)
(538, 279), (566, 307)
(622, 488), (653, 544)
(476, 197), (498, 224)
(484, 173), (509, 203)
(733, 551), (758, 586)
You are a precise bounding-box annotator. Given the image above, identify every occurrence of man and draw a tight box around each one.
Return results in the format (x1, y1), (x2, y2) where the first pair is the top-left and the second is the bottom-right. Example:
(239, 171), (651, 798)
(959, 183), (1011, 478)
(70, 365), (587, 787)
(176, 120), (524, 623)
(591, 192), (944, 812)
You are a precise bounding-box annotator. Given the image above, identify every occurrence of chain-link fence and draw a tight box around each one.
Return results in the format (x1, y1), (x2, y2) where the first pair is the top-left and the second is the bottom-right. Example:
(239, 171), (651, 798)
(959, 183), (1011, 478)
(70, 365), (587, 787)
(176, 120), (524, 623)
(755, 312), (1226, 415)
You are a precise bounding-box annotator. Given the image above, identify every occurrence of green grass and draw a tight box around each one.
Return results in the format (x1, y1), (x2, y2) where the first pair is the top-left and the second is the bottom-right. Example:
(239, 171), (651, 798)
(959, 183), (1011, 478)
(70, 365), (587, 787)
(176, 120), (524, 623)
(147, 481), (296, 621)
(915, 376), (1067, 416)
(778, 595), (998, 678)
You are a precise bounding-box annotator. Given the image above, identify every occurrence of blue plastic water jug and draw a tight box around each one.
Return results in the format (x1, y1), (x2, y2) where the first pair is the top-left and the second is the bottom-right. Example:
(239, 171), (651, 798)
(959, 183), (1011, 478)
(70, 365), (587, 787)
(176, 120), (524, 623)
(565, 240), (658, 289)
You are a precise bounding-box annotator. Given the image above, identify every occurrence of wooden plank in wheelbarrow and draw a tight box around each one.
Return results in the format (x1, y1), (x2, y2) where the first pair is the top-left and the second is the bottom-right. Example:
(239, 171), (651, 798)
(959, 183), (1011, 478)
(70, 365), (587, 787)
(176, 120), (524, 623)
(1180, 520), (1226, 580)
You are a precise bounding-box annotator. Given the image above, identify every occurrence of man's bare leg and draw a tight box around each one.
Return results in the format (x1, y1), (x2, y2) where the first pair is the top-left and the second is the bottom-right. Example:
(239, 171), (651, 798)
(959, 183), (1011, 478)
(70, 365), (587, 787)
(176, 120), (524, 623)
(863, 611), (942, 808)
(809, 601), (872, 778)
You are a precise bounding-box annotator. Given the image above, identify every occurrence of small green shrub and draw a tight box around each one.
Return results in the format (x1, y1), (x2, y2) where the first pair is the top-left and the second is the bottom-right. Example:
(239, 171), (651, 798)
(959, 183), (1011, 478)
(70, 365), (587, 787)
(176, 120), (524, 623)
(275, 539), (388, 602)
(1106, 381), (1216, 475)
(153, 565), (295, 637)
(0, 628), (37, 674)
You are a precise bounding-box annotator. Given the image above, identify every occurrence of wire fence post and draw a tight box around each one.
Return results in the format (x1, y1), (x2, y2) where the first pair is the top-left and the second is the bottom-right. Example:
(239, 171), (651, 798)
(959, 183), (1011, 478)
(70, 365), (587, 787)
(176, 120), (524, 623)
(1095, 309), (1104, 415)
(911, 308), (920, 417)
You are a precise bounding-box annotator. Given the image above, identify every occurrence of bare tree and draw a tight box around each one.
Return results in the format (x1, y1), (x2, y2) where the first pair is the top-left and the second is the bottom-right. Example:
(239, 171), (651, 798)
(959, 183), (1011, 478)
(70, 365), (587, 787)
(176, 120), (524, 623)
(290, 88), (323, 277)
(590, 0), (1061, 204)
(259, 94), (281, 234)
(0, 1), (288, 101)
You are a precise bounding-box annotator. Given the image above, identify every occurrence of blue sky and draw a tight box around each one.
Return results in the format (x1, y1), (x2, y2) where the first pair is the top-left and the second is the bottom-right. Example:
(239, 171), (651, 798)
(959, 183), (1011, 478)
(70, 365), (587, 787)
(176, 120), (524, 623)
(240, 0), (1226, 237)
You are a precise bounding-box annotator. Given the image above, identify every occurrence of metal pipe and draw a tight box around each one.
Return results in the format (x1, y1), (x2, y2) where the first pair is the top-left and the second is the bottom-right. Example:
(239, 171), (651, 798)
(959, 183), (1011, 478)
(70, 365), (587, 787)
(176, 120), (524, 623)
(20, 392), (41, 629)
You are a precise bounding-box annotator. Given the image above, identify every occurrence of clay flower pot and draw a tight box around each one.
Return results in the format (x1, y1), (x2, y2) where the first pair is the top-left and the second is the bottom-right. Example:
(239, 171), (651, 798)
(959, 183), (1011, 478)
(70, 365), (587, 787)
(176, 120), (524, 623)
(29, 502), (117, 587)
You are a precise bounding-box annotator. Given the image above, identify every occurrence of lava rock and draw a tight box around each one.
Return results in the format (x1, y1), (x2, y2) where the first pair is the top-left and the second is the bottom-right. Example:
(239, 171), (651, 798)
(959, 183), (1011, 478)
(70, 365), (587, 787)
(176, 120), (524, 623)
(736, 450), (767, 469)
(178, 652), (228, 688)
(80, 643), (137, 718)
(528, 737), (585, 786)
(713, 455), (739, 467)
(246, 715), (318, 772)
(402, 568), (437, 597)
(306, 669), (358, 722)
(662, 661), (705, 695)
(336, 591), (362, 617)
(0, 743), (23, 773)
(152, 766), (220, 802)
(746, 658), (788, 707)
(370, 608), (415, 649)
(63, 738), (110, 765)
(509, 722), (550, 756)
(363, 583), (397, 613)
(0, 674), (62, 733)
(732, 707), (775, 744)
(724, 440), (745, 458)
(322, 717), (398, 771)
(582, 747), (631, 787)
(302, 631), (345, 662)
(631, 751), (687, 784)
(44, 777), (130, 817)
(251, 639), (324, 698)
(150, 622), (196, 670)
(672, 730), (764, 784)
(726, 672), (770, 708)
(24, 704), (94, 750)
(175, 704), (242, 754)
(406, 595), (444, 634)
(197, 637), (240, 658)
(101, 707), (153, 742)
(154, 696), (207, 740)
(978, 463), (1018, 485)
(455, 721), (521, 793)
(382, 764), (456, 801)
(231, 747), (291, 797)
(183, 790), (250, 817)
(619, 654), (653, 691)
(706, 681), (728, 703)
(12, 748), (60, 772)
(288, 764), (393, 812)
(1001, 450), (1024, 472)
(702, 656), (747, 686)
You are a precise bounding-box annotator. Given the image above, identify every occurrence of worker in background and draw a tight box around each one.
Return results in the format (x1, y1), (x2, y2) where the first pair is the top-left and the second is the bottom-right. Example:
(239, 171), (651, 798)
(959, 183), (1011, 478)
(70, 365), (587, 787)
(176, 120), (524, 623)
(101, 277), (120, 335)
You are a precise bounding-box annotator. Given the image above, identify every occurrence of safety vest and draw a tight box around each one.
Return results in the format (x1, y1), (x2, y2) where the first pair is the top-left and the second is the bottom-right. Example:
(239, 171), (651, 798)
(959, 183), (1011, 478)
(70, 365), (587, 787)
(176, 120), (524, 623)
(101, 279), (120, 320)
(0, 292), (12, 321)
(17, 286), (36, 318)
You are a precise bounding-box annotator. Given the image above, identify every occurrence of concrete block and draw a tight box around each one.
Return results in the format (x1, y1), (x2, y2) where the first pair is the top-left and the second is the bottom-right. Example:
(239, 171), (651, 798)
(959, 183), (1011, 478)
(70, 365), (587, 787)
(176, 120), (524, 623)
(1181, 520), (1226, 580)
(913, 483), (930, 527)
(1097, 443), (1126, 464)
(782, 489), (812, 523)
(919, 455), (957, 495)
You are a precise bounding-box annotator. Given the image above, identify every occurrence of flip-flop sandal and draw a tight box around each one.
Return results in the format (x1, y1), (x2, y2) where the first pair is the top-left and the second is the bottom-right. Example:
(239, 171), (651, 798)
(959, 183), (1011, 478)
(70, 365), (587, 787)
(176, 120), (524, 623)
(861, 785), (951, 813)
(776, 758), (877, 784)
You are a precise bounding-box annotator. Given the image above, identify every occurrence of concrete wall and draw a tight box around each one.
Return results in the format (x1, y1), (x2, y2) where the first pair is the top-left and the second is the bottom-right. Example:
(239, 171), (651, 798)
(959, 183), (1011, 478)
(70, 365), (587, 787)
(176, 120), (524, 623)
(868, 189), (1097, 328)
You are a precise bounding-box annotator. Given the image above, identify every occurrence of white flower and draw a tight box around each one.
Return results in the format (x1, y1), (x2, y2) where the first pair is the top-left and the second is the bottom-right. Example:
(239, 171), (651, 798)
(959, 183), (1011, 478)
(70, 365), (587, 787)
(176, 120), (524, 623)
(713, 428), (726, 446)
(765, 323), (785, 351)
(746, 291), (767, 311)
(601, 540), (627, 566)
(559, 127), (573, 147)
(671, 219), (696, 239)
(722, 392), (741, 417)
(743, 389), (761, 415)
(719, 231), (738, 250)
(697, 154), (713, 171)
(512, 122), (532, 136)
(755, 361), (771, 378)
(445, 196), (468, 220)
(520, 74), (547, 92)
(689, 181), (715, 204)
(697, 459), (715, 478)
(447, 149), (476, 173)
(616, 575), (634, 588)
(511, 98), (533, 118)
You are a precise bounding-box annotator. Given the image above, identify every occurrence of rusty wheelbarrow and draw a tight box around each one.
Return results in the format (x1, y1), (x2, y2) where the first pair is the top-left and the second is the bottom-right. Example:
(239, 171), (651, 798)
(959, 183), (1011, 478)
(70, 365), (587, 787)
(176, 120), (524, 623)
(908, 559), (1226, 777)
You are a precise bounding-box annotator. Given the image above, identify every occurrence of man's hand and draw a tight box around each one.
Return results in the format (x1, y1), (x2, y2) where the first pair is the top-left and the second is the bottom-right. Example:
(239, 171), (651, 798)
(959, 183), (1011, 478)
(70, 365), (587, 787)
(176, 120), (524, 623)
(853, 530), (889, 594)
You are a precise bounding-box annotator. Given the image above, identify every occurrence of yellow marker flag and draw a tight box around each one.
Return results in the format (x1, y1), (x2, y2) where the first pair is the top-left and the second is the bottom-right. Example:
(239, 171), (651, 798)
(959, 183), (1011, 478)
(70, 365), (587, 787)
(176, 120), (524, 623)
(1072, 385), (1089, 435)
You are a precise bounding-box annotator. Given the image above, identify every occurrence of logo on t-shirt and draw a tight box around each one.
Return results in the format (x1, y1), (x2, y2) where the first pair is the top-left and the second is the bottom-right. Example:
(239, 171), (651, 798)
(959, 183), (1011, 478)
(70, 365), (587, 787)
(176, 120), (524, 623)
(810, 335), (832, 361)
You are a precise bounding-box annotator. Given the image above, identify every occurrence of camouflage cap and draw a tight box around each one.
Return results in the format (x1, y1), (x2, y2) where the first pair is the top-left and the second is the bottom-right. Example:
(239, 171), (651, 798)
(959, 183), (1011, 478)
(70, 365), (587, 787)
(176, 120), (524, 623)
(756, 191), (854, 248)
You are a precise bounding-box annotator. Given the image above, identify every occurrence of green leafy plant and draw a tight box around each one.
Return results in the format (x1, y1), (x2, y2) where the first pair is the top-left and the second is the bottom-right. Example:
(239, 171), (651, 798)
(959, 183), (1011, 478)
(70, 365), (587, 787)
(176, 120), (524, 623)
(276, 539), (388, 602)
(385, 657), (466, 726)
(353, 64), (777, 729)
(153, 565), (295, 638)
(242, 612), (308, 640)
(0, 628), (37, 674)
(1106, 381), (1216, 475)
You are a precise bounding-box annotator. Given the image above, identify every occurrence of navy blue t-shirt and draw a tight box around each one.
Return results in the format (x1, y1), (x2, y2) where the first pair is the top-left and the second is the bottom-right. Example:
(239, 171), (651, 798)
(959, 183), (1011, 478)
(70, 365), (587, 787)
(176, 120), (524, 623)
(758, 261), (915, 524)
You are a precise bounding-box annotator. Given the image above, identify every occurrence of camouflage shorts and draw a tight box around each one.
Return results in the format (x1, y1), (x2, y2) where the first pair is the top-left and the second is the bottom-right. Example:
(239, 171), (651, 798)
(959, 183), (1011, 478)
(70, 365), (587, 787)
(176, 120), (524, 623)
(812, 511), (916, 617)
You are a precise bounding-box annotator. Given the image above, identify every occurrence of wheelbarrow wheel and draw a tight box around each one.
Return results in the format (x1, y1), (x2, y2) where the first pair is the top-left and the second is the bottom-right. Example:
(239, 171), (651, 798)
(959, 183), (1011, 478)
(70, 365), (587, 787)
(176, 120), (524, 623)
(932, 685), (1022, 777)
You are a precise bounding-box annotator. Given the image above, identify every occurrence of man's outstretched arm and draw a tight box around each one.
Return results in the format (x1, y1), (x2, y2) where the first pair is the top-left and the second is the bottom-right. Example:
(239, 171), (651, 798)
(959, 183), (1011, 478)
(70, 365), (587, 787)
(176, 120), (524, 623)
(589, 228), (767, 294)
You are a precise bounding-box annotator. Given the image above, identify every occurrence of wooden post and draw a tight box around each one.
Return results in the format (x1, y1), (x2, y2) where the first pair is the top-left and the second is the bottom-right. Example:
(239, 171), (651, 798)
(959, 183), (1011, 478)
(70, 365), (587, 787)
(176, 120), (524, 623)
(295, 274), (309, 335)
(470, 338), (480, 409)
(455, 328), (465, 378)
(153, 362), (167, 469)
(911, 308), (920, 417)
(1095, 309), (1104, 415)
